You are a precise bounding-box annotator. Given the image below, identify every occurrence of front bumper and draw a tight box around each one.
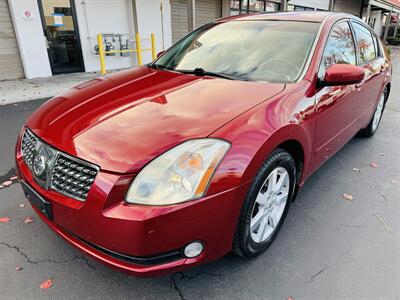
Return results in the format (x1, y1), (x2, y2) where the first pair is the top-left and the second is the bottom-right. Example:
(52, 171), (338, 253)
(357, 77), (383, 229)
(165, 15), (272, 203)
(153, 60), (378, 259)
(16, 146), (250, 276)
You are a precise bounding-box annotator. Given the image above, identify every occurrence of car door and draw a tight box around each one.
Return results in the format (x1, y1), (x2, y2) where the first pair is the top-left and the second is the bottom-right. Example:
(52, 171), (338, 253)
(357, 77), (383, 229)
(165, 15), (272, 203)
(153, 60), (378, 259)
(311, 20), (360, 170)
(350, 21), (386, 126)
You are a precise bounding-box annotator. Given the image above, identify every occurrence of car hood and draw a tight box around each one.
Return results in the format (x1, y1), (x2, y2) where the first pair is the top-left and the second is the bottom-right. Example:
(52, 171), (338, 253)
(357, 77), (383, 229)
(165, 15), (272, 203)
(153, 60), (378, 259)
(27, 67), (285, 173)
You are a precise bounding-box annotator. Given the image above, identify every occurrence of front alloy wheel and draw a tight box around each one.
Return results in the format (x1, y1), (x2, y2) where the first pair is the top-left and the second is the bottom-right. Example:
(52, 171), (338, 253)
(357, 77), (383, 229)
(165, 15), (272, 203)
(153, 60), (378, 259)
(233, 148), (296, 257)
(250, 167), (290, 243)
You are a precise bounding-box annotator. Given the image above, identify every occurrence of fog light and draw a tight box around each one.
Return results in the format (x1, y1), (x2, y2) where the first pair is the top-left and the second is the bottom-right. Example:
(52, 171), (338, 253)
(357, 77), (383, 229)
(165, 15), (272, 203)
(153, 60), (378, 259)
(183, 241), (204, 258)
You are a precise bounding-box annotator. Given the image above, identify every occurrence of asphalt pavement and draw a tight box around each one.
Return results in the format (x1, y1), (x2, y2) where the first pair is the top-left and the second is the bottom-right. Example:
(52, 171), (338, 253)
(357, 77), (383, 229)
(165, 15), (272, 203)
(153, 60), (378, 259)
(1, 53), (399, 299)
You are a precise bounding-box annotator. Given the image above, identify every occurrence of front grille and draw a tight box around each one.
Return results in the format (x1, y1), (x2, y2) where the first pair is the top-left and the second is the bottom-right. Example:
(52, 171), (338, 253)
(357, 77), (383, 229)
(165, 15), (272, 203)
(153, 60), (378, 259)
(21, 129), (38, 167)
(20, 128), (99, 201)
(51, 154), (98, 201)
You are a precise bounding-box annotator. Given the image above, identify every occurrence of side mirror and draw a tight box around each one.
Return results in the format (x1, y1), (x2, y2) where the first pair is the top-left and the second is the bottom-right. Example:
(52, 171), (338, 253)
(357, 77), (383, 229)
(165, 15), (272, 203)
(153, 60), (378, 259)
(321, 64), (365, 87)
(157, 50), (165, 58)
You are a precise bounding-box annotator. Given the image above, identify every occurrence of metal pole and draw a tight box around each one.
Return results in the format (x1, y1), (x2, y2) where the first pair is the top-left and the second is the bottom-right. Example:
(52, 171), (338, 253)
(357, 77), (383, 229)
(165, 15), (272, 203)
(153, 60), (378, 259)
(188, 0), (195, 31)
(383, 8), (393, 43)
(135, 33), (143, 65)
(329, 0), (335, 12)
(151, 33), (156, 60)
(97, 33), (106, 75)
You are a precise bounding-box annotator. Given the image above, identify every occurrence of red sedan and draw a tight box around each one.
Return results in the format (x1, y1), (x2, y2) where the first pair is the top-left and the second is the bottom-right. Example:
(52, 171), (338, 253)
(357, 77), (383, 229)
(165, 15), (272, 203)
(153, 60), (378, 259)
(16, 12), (391, 276)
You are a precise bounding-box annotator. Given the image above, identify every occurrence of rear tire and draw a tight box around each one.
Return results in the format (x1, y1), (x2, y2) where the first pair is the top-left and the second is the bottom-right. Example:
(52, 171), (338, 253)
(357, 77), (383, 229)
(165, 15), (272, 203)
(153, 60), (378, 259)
(359, 87), (387, 137)
(233, 148), (296, 258)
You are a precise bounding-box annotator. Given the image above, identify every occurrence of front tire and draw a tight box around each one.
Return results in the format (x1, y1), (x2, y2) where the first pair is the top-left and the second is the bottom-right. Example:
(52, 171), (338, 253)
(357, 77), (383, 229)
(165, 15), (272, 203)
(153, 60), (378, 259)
(233, 148), (296, 258)
(360, 88), (387, 137)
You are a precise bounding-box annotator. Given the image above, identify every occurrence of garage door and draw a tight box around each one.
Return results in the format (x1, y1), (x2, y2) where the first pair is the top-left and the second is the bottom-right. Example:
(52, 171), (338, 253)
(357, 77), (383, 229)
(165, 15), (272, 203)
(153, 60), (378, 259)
(195, 0), (222, 28)
(171, 0), (189, 44)
(170, 0), (222, 44)
(334, 0), (362, 16)
(0, 0), (24, 80)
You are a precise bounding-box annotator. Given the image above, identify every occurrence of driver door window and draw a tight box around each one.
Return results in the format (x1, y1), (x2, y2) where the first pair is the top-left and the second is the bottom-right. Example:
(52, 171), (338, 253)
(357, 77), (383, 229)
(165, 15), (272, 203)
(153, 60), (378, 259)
(318, 21), (357, 79)
(312, 21), (359, 173)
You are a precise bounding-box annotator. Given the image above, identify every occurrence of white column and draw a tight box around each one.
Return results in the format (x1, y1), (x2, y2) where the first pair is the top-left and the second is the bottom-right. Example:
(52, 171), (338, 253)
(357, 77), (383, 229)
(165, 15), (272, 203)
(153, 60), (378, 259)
(7, 0), (52, 79)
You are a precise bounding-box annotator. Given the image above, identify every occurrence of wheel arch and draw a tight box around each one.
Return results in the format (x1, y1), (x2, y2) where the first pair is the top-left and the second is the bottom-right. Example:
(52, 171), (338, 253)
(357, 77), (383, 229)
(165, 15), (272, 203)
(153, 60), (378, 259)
(240, 124), (313, 188)
(276, 139), (305, 186)
(385, 82), (391, 103)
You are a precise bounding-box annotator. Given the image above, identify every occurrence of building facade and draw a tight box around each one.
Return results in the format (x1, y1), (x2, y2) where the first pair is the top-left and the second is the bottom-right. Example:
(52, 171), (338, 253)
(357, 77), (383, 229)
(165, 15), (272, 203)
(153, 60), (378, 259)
(1, 0), (399, 80)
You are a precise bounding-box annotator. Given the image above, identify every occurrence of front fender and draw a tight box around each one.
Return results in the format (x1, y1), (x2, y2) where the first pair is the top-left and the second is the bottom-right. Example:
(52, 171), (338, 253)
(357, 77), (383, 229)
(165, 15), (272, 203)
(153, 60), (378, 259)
(207, 81), (316, 196)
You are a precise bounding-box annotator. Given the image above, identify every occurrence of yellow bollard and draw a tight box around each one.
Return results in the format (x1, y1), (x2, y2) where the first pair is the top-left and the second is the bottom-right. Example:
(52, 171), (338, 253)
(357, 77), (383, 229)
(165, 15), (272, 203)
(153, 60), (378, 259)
(151, 33), (156, 61)
(135, 33), (143, 66)
(97, 33), (106, 75)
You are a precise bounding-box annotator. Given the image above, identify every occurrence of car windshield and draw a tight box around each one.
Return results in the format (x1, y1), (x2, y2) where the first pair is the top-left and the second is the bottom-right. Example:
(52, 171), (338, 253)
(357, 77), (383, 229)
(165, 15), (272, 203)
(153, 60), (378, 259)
(152, 20), (321, 83)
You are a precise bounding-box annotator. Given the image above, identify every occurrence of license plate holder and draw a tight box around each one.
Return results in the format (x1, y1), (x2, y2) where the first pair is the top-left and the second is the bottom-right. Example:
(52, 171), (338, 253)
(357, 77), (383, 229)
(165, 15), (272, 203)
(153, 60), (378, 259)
(21, 181), (53, 220)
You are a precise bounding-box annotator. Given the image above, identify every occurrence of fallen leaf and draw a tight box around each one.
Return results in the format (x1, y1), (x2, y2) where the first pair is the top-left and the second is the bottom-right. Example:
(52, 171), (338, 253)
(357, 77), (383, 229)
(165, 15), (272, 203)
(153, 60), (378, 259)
(353, 168), (360, 172)
(0, 217), (11, 223)
(370, 162), (379, 168)
(10, 176), (18, 181)
(16, 267), (23, 271)
(19, 204), (25, 208)
(40, 279), (53, 290)
(24, 216), (34, 224)
(374, 214), (391, 232)
(343, 193), (354, 201)
(2, 181), (12, 187)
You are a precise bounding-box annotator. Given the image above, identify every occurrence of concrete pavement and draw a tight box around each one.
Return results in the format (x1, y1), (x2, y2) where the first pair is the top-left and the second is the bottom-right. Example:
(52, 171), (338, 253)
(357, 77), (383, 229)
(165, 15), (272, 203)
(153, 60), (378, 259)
(0, 54), (399, 299)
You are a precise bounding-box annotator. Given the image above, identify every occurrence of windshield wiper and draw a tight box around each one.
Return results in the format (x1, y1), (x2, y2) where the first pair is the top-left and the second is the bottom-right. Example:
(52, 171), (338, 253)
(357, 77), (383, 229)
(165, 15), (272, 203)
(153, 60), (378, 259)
(148, 63), (173, 71)
(175, 68), (248, 81)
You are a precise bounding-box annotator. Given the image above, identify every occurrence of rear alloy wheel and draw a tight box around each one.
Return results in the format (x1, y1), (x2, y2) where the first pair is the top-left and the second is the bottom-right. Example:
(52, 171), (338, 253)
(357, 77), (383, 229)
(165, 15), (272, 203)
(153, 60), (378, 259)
(233, 149), (296, 257)
(360, 88), (387, 137)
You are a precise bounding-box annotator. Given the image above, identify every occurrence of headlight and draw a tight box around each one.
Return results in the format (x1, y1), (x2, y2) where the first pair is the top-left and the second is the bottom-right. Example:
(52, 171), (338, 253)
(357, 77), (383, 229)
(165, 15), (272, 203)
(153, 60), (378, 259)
(125, 138), (230, 205)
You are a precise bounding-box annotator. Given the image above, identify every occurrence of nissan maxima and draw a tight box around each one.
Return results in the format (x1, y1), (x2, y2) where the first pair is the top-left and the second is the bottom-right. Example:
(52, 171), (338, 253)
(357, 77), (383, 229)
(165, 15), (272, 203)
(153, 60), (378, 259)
(16, 12), (391, 276)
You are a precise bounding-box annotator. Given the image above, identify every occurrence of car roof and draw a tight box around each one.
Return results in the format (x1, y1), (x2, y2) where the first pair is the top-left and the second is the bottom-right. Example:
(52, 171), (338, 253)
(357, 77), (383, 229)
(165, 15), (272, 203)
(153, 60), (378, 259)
(221, 11), (357, 23)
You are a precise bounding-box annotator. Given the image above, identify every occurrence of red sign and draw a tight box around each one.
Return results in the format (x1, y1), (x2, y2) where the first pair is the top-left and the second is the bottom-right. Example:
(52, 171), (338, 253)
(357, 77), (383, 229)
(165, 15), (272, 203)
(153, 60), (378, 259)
(24, 10), (31, 18)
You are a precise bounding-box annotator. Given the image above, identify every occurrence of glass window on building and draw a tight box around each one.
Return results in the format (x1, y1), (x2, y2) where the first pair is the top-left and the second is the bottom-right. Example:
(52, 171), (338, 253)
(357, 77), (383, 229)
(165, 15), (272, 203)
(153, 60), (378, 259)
(230, 0), (280, 15)
(287, 4), (315, 11)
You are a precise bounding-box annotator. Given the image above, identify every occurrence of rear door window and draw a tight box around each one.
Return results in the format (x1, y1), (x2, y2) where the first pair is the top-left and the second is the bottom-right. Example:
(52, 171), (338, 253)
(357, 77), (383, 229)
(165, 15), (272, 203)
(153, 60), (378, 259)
(351, 22), (377, 64)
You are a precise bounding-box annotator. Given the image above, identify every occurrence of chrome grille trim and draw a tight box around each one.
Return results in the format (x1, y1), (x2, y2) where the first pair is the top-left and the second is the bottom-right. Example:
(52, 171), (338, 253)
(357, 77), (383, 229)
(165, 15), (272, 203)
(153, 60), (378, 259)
(20, 128), (99, 201)
(50, 153), (98, 201)
(21, 129), (38, 168)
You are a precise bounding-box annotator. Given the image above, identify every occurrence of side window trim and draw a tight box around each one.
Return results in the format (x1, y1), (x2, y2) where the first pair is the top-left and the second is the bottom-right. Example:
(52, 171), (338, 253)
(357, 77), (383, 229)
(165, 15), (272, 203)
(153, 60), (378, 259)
(350, 20), (381, 65)
(317, 18), (356, 79)
(348, 20), (361, 66)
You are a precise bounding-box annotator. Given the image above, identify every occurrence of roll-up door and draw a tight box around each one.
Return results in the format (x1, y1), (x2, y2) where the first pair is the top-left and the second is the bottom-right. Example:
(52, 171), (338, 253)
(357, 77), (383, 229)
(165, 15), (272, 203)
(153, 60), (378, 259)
(333, 0), (362, 16)
(170, 0), (189, 43)
(195, 0), (222, 28)
(0, 0), (24, 80)
(170, 0), (222, 44)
